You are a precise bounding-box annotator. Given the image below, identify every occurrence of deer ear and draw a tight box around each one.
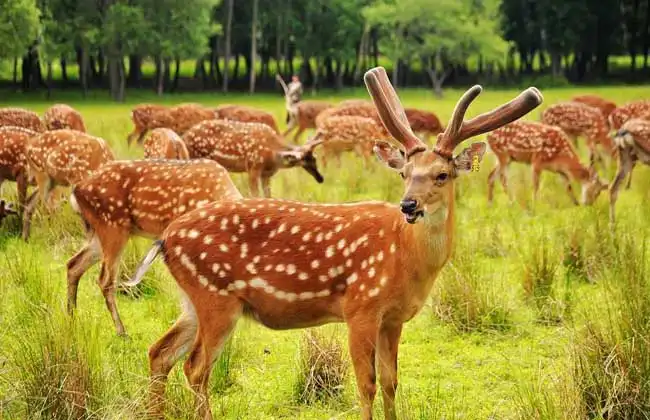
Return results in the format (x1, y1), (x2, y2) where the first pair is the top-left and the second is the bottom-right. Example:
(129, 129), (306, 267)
(453, 142), (486, 174)
(278, 151), (300, 166)
(374, 142), (405, 170)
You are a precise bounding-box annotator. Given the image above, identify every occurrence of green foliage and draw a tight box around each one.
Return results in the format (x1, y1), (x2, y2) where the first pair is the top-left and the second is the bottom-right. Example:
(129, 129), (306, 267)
(0, 0), (40, 58)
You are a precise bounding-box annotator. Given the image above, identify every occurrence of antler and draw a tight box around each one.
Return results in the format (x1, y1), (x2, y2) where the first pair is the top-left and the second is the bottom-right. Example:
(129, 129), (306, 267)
(364, 67), (426, 157)
(434, 86), (544, 158)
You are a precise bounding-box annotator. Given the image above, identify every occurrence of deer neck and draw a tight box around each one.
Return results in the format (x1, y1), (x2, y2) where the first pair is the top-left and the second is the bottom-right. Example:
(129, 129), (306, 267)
(566, 160), (590, 183)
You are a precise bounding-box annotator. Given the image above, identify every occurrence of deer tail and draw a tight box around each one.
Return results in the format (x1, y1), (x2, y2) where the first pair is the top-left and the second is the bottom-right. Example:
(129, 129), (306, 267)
(124, 239), (164, 287)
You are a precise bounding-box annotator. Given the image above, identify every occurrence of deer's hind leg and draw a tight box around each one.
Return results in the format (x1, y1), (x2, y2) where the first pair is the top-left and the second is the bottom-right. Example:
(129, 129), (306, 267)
(95, 226), (130, 335)
(610, 150), (635, 226)
(67, 234), (101, 314)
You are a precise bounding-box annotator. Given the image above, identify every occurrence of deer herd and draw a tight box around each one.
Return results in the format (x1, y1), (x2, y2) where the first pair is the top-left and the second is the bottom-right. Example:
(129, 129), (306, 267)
(0, 67), (648, 420)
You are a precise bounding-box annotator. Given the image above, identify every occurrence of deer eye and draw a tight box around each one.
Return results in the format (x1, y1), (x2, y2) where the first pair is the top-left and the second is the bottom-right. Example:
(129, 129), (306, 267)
(435, 173), (449, 183)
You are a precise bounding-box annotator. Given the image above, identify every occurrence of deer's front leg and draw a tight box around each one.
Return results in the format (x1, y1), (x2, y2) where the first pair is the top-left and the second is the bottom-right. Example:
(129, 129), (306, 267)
(609, 151), (634, 226)
(248, 168), (262, 198)
(378, 323), (403, 420)
(348, 317), (379, 420)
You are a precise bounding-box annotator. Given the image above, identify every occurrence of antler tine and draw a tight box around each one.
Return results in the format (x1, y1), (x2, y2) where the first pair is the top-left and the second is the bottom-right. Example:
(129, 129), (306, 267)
(444, 85), (483, 141)
(435, 86), (544, 157)
(364, 67), (425, 156)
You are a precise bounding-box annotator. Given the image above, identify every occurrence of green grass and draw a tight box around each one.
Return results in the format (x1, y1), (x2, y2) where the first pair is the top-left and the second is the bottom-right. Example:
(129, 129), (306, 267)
(1, 84), (650, 419)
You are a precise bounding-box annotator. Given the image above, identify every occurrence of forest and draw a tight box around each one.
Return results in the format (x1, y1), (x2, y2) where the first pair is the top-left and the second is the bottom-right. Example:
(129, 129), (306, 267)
(1, 0), (650, 100)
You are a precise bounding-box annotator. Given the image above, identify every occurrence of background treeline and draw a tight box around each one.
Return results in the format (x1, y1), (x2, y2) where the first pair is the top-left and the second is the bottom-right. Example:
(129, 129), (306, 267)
(1, 0), (649, 100)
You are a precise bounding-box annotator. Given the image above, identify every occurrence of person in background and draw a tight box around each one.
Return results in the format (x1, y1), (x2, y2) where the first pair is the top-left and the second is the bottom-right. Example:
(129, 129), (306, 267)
(285, 75), (303, 123)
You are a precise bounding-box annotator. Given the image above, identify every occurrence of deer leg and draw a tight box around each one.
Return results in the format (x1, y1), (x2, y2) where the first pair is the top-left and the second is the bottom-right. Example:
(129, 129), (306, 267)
(66, 235), (101, 314)
(559, 172), (579, 206)
(377, 323), (403, 420)
(21, 188), (42, 241)
(487, 164), (500, 204)
(531, 164), (541, 206)
(261, 175), (272, 198)
(348, 318), (379, 420)
(16, 172), (28, 211)
(292, 126), (306, 144)
(609, 152), (634, 226)
(625, 161), (635, 189)
(96, 228), (130, 336)
(184, 298), (242, 420)
(248, 169), (262, 198)
(148, 303), (199, 419)
(499, 162), (512, 201)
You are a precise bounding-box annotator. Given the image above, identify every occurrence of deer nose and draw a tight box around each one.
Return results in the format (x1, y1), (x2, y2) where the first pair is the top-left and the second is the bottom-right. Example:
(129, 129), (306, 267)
(400, 199), (418, 214)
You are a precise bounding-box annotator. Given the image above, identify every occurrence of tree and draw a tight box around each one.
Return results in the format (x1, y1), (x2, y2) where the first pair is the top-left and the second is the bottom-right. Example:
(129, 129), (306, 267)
(249, 0), (258, 93)
(0, 0), (41, 88)
(223, 0), (234, 92)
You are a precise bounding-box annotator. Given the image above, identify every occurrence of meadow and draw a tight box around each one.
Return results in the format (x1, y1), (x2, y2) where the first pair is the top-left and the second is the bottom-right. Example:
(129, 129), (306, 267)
(1, 84), (650, 419)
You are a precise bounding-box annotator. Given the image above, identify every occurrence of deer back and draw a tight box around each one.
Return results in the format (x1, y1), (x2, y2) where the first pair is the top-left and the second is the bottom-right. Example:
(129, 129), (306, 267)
(571, 94), (617, 118)
(542, 102), (609, 143)
(72, 159), (242, 237)
(43, 104), (86, 132)
(0, 126), (38, 180)
(215, 104), (280, 134)
(609, 100), (650, 130)
(144, 128), (190, 160)
(131, 104), (169, 130)
(295, 101), (333, 128)
(314, 116), (385, 154)
(616, 118), (650, 155)
(404, 108), (444, 135)
(0, 108), (45, 132)
(168, 103), (217, 135)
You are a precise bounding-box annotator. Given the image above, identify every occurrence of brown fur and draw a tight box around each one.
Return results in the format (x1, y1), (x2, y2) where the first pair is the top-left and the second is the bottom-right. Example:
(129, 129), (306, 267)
(0, 126), (39, 209)
(404, 108), (444, 141)
(128, 104), (170, 145)
(0, 200), (18, 225)
(609, 100), (650, 130)
(143, 128), (190, 160)
(215, 104), (280, 134)
(311, 116), (387, 167)
(43, 104), (86, 132)
(0, 107), (45, 132)
(571, 95), (617, 119)
(284, 101), (333, 143)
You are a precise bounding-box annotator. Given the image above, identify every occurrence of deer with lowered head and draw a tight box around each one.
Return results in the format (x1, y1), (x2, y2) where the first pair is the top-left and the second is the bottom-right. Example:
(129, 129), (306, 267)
(67, 159), (242, 336)
(43, 104), (87, 132)
(609, 100), (650, 130)
(571, 94), (617, 120)
(182, 119), (324, 197)
(143, 128), (190, 160)
(0, 107), (45, 132)
(127, 104), (170, 145)
(214, 104), (281, 134)
(0, 126), (39, 210)
(487, 120), (608, 206)
(125, 66), (543, 420)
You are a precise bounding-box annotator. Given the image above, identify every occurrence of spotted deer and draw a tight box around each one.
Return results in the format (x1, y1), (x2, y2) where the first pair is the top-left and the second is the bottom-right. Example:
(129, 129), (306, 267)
(0, 200), (18, 225)
(43, 104), (86, 132)
(403, 108), (444, 142)
(0, 107), (45, 132)
(571, 94), (617, 119)
(487, 120), (608, 206)
(315, 102), (385, 131)
(127, 104), (169, 145)
(67, 159), (242, 335)
(125, 67), (542, 420)
(182, 119), (324, 198)
(309, 116), (388, 167)
(609, 100), (650, 130)
(22, 130), (114, 240)
(143, 128), (190, 160)
(283, 101), (333, 143)
(214, 104), (280, 134)
(541, 101), (616, 166)
(127, 103), (216, 146)
(0, 126), (39, 210)
(608, 118), (650, 225)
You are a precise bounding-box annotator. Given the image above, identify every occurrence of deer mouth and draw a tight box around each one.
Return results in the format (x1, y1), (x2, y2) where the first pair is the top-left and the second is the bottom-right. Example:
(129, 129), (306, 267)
(303, 166), (324, 183)
(404, 210), (424, 224)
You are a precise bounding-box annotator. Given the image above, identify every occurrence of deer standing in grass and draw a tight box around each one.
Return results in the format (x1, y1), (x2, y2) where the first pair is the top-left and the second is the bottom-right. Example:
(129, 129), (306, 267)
(43, 104), (86, 132)
(609, 118), (650, 225)
(609, 100), (650, 130)
(143, 128), (190, 160)
(282, 101), (333, 143)
(0, 200), (18, 225)
(127, 104), (169, 145)
(571, 94), (617, 119)
(403, 108), (445, 142)
(126, 66), (542, 420)
(541, 101), (616, 167)
(0, 107), (45, 132)
(0, 127), (38, 210)
(182, 119), (324, 197)
(487, 121), (608, 206)
(22, 130), (114, 240)
(214, 104), (281, 134)
(68, 159), (242, 336)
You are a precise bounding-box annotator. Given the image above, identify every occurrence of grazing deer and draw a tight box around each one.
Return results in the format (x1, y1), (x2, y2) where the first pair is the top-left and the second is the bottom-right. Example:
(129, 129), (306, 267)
(43, 104), (86, 132)
(0, 126), (38, 210)
(67, 159), (242, 336)
(283, 101), (333, 143)
(541, 101), (616, 166)
(339, 99), (374, 107)
(0, 107), (45, 132)
(609, 100), (650, 130)
(315, 103), (388, 137)
(571, 94), (617, 119)
(127, 104), (169, 145)
(214, 104), (280, 134)
(126, 67), (542, 420)
(487, 121), (608, 206)
(182, 119), (324, 198)
(608, 118), (650, 225)
(167, 103), (218, 135)
(0, 200), (18, 225)
(22, 130), (114, 240)
(309, 116), (387, 167)
(403, 108), (444, 142)
(143, 128), (190, 160)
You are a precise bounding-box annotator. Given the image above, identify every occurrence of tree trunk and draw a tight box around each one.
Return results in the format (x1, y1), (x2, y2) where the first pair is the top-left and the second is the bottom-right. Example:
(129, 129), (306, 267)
(81, 47), (89, 97)
(223, 0), (234, 92)
(12, 58), (18, 86)
(644, 0), (650, 69)
(97, 50), (105, 82)
(311, 56), (320, 94)
(156, 57), (164, 95)
(550, 51), (562, 77)
(60, 58), (68, 82)
(233, 55), (240, 83)
(46, 61), (53, 99)
(127, 55), (141, 86)
(118, 58), (126, 102)
(249, 0), (258, 93)
(335, 60), (344, 91)
(172, 59), (181, 91)
(392, 27), (400, 85)
(275, 0), (283, 74)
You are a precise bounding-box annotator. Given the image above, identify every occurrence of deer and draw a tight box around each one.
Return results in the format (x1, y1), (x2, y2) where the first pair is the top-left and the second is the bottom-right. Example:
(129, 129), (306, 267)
(0, 126), (39, 210)
(487, 120), (608, 206)
(541, 101), (616, 167)
(182, 119), (324, 198)
(43, 104), (87, 132)
(403, 108), (444, 142)
(608, 118), (650, 225)
(0, 199), (18, 226)
(143, 128), (190, 160)
(127, 104), (170, 145)
(127, 103), (216, 146)
(609, 100), (650, 130)
(283, 101), (333, 143)
(309, 116), (388, 167)
(0, 107), (45, 132)
(124, 66), (543, 420)
(67, 159), (242, 336)
(571, 94), (617, 119)
(21, 130), (115, 240)
(214, 104), (280, 134)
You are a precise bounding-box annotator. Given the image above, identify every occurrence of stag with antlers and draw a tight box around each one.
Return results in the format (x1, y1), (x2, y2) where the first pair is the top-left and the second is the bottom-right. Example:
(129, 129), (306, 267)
(127, 67), (542, 420)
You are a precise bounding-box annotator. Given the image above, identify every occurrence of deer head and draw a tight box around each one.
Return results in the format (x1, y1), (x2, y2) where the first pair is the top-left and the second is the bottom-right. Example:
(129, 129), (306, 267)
(582, 168), (609, 205)
(364, 67), (543, 224)
(276, 140), (324, 183)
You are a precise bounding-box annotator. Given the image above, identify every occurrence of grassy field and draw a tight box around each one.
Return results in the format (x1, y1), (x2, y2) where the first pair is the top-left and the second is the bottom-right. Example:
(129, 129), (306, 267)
(1, 84), (650, 419)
